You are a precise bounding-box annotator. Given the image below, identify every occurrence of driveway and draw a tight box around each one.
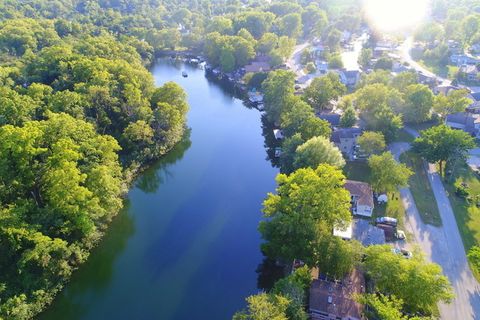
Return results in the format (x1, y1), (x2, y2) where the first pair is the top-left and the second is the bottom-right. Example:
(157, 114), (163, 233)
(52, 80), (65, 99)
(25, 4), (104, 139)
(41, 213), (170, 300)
(390, 134), (480, 319)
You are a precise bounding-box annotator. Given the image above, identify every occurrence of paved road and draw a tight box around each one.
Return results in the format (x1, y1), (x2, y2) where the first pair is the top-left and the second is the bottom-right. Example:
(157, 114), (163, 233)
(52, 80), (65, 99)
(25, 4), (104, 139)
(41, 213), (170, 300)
(286, 42), (309, 76)
(390, 131), (480, 319)
(398, 37), (451, 86)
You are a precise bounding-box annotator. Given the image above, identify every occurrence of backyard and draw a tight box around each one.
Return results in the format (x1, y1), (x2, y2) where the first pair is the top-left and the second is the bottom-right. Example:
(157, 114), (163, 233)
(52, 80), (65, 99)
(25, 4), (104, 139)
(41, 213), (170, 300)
(343, 161), (406, 229)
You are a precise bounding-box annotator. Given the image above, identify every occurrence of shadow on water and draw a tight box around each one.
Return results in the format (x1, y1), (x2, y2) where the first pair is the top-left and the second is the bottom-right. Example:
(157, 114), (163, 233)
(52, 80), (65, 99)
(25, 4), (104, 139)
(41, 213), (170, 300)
(256, 257), (285, 292)
(261, 115), (281, 168)
(38, 200), (135, 320)
(135, 130), (192, 193)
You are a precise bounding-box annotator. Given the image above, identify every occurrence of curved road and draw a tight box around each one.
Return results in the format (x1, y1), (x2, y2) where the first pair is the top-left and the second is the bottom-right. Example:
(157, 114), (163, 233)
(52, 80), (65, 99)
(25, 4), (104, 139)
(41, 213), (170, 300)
(390, 129), (480, 319)
(398, 37), (451, 86)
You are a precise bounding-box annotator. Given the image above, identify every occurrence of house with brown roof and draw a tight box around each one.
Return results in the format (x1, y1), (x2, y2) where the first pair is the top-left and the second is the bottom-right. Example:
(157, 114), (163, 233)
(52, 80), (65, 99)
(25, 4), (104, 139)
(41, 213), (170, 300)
(344, 180), (374, 217)
(309, 269), (365, 320)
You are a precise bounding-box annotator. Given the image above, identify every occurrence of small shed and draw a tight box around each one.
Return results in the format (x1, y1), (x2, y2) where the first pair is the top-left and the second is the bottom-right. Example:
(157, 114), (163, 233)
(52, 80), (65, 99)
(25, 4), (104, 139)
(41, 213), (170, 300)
(377, 194), (388, 203)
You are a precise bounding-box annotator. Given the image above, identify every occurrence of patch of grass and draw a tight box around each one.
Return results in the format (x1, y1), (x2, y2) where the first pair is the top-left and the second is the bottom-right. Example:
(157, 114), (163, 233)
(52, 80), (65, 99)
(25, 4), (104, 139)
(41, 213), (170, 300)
(394, 129), (415, 143)
(408, 120), (439, 133)
(373, 191), (405, 230)
(400, 152), (442, 226)
(443, 161), (480, 251)
(343, 161), (405, 228)
(343, 161), (371, 183)
(417, 59), (449, 78)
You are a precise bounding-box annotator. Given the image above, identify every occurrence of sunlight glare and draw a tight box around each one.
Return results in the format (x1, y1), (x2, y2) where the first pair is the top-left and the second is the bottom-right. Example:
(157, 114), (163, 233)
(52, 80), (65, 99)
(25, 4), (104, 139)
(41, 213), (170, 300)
(364, 0), (429, 32)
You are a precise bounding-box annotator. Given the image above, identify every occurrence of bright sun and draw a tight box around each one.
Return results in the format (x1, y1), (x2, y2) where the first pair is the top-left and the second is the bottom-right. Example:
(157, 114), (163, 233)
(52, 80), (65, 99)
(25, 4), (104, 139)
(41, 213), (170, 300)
(364, 0), (429, 33)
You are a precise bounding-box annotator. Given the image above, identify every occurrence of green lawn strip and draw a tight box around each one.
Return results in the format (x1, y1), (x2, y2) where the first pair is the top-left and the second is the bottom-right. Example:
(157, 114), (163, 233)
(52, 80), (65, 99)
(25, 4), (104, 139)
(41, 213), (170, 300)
(443, 161), (480, 279)
(400, 152), (442, 226)
(443, 161), (480, 250)
(343, 161), (371, 183)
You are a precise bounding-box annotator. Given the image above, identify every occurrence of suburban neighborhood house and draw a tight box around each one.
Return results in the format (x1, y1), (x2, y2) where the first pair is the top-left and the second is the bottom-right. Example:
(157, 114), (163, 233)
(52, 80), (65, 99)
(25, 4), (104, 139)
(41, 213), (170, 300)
(331, 128), (362, 160)
(334, 218), (386, 246)
(344, 180), (374, 217)
(309, 268), (365, 320)
(446, 112), (480, 138)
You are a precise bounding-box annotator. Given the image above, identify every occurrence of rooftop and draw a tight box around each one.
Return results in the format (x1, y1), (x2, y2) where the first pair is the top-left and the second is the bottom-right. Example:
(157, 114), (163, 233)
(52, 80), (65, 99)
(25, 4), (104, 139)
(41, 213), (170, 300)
(345, 180), (374, 208)
(309, 269), (364, 320)
(318, 112), (341, 127)
(331, 128), (362, 143)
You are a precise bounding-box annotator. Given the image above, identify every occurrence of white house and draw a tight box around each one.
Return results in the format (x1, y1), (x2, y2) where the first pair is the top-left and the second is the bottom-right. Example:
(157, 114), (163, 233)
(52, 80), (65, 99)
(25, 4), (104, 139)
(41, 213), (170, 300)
(345, 180), (374, 217)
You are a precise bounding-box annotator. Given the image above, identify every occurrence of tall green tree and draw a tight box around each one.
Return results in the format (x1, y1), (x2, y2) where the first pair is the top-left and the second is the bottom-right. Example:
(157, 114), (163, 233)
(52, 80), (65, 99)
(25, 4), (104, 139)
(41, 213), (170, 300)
(259, 165), (351, 265)
(357, 131), (386, 156)
(303, 73), (346, 111)
(413, 125), (475, 175)
(368, 152), (413, 193)
(293, 136), (345, 170)
(364, 245), (454, 315)
(262, 70), (295, 123)
(402, 84), (434, 123)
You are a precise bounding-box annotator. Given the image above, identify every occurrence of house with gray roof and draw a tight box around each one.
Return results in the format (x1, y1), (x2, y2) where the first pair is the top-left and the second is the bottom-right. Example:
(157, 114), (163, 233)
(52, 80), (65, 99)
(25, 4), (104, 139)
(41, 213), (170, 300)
(318, 112), (341, 127)
(446, 112), (480, 138)
(331, 128), (362, 159)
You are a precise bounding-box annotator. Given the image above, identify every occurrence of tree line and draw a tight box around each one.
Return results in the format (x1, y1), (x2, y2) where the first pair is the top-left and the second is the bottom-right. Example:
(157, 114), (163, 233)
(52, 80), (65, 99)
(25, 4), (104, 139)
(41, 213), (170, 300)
(0, 1), (193, 319)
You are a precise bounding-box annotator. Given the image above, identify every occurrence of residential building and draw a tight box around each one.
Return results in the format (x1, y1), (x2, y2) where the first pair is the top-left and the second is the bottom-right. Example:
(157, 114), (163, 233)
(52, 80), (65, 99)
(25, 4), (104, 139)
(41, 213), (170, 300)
(344, 180), (374, 217)
(318, 112), (341, 127)
(450, 54), (479, 66)
(309, 269), (365, 320)
(331, 128), (362, 159)
(338, 69), (360, 87)
(459, 64), (480, 82)
(467, 92), (480, 113)
(446, 112), (480, 137)
(244, 61), (271, 73)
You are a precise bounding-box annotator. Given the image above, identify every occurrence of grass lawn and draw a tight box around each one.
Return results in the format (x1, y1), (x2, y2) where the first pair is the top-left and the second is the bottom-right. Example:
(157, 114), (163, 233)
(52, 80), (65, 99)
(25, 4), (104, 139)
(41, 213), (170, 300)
(443, 160), (480, 279)
(343, 161), (371, 183)
(408, 120), (439, 133)
(443, 161), (480, 251)
(373, 191), (405, 230)
(417, 59), (450, 78)
(400, 152), (442, 226)
(394, 129), (415, 143)
(343, 161), (406, 228)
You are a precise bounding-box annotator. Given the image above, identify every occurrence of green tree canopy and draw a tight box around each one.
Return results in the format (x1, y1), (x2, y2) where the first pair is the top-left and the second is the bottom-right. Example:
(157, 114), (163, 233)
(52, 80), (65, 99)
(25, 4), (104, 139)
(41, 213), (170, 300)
(364, 245), (454, 315)
(259, 165), (351, 265)
(413, 125), (475, 175)
(368, 152), (413, 193)
(293, 136), (345, 170)
(357, 131), (386, 156)
(303, 73), (346, 111)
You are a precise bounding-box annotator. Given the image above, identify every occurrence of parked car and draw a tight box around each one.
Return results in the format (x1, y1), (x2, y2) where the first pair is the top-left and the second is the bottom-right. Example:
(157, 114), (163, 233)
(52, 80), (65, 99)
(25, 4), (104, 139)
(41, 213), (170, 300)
(391, 248), (413, 259)
(395, 230), (406, 240)
(376, 216), (398, 227)
(400, 249), (413, 259)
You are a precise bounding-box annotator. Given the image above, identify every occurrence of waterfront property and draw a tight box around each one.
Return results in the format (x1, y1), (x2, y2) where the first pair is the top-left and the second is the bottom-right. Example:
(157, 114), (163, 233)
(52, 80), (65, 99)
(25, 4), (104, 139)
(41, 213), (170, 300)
(309, 269), (365, 320)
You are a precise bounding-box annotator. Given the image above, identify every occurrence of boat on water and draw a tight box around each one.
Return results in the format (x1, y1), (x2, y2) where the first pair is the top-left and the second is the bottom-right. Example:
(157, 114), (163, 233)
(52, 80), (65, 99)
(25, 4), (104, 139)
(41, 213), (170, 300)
(182, 71), (188, 77)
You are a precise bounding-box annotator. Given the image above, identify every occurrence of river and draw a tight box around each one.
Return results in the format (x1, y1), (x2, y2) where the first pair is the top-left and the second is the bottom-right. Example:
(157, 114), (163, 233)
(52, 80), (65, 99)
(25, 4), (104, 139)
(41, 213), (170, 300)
(39, 60), (279, 319)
